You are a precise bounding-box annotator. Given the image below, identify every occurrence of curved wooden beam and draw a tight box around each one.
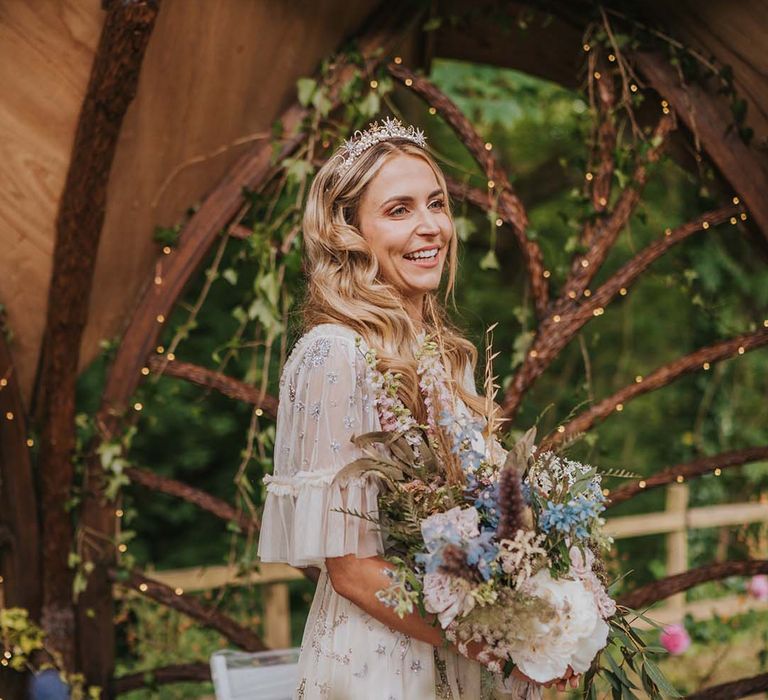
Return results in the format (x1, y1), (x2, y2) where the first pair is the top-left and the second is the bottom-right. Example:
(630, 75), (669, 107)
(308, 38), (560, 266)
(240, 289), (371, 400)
(112, 663), (211, 696)
(500, 203), (742, 421)
(387, 63), (549, 317)
(606, 446), (768, 507)
(618, 559), (768, 610)
(109, 568), (266, 652)
(685, 673), (768, 700)
(147, 356), (278, 419)
(27, 0), (160, 672)
(125, 466), (257, 533)
(542, 327), (768, 448)
(632, 50), (768, 243)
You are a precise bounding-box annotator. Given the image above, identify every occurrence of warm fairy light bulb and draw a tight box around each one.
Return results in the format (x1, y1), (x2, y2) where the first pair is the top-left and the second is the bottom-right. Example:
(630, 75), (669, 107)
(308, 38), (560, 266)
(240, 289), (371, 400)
(529, 350), (538, 358)
(619, 287), (628, 295)
(737, 346), (745, 354)
(665, 228), (672, 236)
(557, 425), (565, 433)
(583, 289), (591, 297)
(639, 480), (646, 488)
(583, 43), (591, 52)
(581, 259), (589, 268)
(116, 509), (124, 517)
(714, 468), (722, 476)
(139, 583), (148, 592)
(615, 403), (624, 411)
(594, 71), (601, 80)
(175, 587), (184, 596)
(156, 314), (165, 323)
(702, 221), (710, 229)
(598, 197), (607, 207)
(405, 78), (413, 86)
(141, 367), (150, 376)
(702, 362), (710, 370)
(163, 246), (172, 255)
(661, 100), (669, 108)
(154, 276), (162, 285)
(26, 438), (34, 447)
(740, 212), (747, 221)
(608, 54), (616, 62)
(593, 307), (604, 316)
(429, 107), (436, 115)
(255, 408), (264, 417)
(602, 488), (610, 496)
(5, 412), (13, 420)
(730, 217), (737, 225)
(630, 84), (638, 92)
(543, 270), (551, 278)
(585, 172), (593, 181)
(394, 56), (402, 64)
(487, 180), (495, 189)
(553, 315), (561, 322)
(156, 346), (165, 354)
(635, 375), (643, 383)
(676, 475), (685, 483)
(167, 352), (176, 361)
(732, 196), (740, 204)
(0, 378), (7, 387)
(369, 80), (378, 89)
(118, 544), (127, 553)
(134, 402), (143, 411)
(567, 290), (577, 299)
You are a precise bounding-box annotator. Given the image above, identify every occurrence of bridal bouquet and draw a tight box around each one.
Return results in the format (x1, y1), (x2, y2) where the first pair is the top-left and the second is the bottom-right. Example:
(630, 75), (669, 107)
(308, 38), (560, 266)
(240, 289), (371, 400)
(335, 332), (679, 698)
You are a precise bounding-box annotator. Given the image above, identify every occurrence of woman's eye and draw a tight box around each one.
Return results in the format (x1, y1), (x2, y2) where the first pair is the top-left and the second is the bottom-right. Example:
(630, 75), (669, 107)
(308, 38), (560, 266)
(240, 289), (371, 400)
(390, 205), (407, 216)
(430, 199), (445, 210)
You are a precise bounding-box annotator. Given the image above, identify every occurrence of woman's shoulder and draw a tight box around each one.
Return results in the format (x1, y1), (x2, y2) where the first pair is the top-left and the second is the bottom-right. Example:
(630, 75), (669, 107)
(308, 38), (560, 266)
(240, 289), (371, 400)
(283, 323), (367, 373)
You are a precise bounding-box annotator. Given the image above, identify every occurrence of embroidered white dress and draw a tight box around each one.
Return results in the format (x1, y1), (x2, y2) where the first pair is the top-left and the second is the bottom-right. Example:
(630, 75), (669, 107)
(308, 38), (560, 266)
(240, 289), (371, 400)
(257, 323), (534, 700)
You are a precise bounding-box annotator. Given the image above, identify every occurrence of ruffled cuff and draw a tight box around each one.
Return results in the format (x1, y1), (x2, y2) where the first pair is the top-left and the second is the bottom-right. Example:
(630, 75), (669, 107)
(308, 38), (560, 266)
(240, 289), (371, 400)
(257, 470), (383, 568)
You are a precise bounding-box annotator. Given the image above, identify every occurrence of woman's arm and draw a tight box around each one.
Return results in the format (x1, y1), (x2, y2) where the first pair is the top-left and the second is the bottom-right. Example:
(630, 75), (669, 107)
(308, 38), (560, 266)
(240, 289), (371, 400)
(325, 554), (579, 690)
(325, 553), (443, 647)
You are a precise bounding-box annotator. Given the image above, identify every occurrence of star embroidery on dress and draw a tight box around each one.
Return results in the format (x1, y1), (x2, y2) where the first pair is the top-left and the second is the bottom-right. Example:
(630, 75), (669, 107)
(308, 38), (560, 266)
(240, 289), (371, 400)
(376, 643), (387, 655)
(344, 415), (355, 429)
(303, 337), (332, 368)
(310, 402), (321, 419)
(410, 660), (422, 673)
(326, 371), (338, 384)
(330, 440), (341, 453)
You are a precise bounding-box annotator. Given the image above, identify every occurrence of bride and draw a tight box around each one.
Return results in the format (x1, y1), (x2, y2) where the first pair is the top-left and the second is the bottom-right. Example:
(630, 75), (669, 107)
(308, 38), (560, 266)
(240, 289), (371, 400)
(257, 119), (579, 699)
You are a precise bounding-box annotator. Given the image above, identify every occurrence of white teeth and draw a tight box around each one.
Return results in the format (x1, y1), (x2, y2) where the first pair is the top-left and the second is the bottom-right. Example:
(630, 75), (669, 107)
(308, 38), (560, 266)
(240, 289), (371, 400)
(404, 248), (439, 260)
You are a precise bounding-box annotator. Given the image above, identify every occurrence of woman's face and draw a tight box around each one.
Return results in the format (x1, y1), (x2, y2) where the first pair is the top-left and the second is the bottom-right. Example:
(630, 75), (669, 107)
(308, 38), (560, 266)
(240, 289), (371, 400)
(357, 154), (452, 306)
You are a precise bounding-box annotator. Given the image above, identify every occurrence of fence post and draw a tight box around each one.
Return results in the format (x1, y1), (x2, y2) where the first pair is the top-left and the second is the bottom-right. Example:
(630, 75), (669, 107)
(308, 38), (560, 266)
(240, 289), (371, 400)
(665, 482), (690, 617)
(263, 582), (291, 648)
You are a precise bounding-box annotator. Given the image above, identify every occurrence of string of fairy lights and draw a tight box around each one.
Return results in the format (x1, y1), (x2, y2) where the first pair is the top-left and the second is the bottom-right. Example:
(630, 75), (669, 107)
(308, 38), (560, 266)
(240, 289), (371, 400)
(0, 52), (765, 621)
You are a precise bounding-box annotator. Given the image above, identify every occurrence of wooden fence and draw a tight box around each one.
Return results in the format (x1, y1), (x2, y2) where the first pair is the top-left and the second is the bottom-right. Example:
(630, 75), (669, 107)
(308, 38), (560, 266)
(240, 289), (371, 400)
(145, 487), (768, 645)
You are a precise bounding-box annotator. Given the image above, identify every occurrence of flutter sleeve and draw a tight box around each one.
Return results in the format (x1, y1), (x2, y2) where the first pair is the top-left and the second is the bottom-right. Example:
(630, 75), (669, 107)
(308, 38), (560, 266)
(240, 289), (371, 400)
(257, 328), (384, 568)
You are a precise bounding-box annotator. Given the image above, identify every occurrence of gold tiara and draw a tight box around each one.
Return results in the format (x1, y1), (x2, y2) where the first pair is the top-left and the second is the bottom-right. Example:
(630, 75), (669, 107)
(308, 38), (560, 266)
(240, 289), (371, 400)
(338, 117), (427, 173)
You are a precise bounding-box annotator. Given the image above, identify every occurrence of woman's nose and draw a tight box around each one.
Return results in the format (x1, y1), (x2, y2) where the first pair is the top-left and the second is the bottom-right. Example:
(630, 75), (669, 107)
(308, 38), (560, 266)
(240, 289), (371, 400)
(415, 206), (441, 234)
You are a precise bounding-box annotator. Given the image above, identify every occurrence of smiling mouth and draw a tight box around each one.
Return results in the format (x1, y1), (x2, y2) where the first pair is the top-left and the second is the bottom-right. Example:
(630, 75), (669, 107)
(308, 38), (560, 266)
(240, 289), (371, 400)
(403, 247), (439, 261)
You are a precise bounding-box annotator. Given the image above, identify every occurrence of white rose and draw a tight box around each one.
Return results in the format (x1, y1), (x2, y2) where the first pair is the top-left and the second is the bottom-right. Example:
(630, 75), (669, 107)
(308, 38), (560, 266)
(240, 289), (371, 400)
(513, 570), (609, 683)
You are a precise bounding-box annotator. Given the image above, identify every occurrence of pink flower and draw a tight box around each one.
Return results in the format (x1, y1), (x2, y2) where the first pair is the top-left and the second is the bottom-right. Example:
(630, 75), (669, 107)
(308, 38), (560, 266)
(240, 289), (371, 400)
(660, 624), (691, 655)
(747, 574), (768, 601)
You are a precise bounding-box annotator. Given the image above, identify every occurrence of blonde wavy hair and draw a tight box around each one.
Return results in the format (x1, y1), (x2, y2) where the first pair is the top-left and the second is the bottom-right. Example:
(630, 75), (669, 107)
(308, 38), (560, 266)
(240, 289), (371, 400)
(299, 136), (487, 425)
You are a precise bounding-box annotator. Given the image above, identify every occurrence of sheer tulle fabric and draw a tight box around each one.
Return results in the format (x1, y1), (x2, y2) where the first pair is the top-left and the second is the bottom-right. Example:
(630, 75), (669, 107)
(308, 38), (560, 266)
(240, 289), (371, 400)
(257, 324), (535, 699)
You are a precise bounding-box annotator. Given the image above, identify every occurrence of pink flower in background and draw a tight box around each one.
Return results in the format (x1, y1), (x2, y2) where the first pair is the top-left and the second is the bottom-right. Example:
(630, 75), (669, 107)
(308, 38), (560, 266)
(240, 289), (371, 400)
(660, 624), (691, 655)
(747, 574), (768, 601)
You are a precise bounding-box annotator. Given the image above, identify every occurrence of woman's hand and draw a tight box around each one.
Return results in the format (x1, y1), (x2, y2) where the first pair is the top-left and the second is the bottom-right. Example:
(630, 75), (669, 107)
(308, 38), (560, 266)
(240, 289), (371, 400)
(546, 666), (581, 692)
